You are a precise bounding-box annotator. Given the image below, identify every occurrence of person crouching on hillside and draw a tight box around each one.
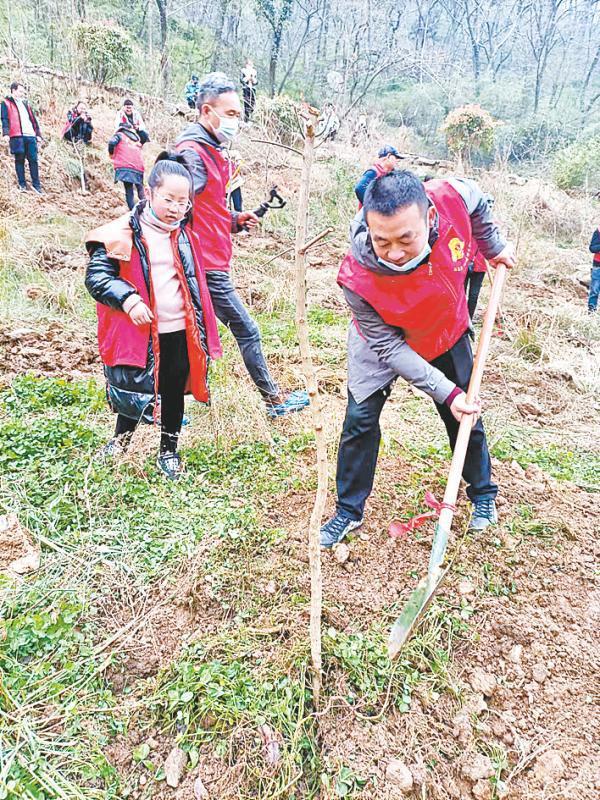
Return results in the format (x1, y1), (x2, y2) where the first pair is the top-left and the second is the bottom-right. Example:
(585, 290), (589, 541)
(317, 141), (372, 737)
(320, 170), (515, 548)
(85, 152), (222, 480)
(63, 101), (93, 144)
(108, 121), (149, 210)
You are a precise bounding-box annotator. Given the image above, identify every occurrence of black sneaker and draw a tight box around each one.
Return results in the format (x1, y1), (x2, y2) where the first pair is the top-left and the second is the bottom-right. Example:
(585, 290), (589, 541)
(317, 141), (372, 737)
(32, 186), (43, 195)
(96, 437), (128, 461)
(157, 451), (183, 480)
(18, 185), (28, 192)
(320, 512), (363, 548)
(468, 497), (498, 532)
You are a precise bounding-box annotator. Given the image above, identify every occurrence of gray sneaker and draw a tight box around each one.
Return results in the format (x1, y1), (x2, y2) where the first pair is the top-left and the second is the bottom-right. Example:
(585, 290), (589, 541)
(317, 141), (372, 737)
(468, 497), (498, 532)
(320, 512), (363, 548)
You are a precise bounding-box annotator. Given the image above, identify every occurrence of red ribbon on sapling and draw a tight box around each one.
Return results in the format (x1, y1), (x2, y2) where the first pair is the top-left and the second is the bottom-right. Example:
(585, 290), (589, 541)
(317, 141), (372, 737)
(388, 491), (457, 539)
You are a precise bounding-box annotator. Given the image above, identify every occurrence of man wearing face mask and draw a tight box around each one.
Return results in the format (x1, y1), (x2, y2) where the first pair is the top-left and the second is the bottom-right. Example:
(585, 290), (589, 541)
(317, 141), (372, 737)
(320, 170), (516, 548)
(175, 73), (309, 417)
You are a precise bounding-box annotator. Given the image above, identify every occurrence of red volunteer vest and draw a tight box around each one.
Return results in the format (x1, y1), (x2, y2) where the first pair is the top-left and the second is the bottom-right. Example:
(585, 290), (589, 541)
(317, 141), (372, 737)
(112, 132), (144, 173)
(89, 223), (217, 404)
(357, 162), (389, 210)
(4, 98), (38, 137)
(175, 139), (232, 271)
(338, 180), (473, 362)
(595, 228), (600, 264)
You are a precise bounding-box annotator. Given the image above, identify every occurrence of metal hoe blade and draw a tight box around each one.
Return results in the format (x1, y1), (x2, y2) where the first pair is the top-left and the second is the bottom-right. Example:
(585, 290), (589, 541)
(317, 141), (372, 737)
(388, 520), (450, 660)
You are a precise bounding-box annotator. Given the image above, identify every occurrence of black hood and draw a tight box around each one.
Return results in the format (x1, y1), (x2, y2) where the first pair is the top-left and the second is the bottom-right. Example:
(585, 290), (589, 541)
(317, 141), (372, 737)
(175, 122), (221, 150)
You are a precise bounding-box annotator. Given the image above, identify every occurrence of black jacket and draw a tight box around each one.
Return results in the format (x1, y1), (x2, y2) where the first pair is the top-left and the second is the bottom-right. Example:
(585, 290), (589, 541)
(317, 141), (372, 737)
(590, 228), (600, 263)
(85, 203), (208, 421)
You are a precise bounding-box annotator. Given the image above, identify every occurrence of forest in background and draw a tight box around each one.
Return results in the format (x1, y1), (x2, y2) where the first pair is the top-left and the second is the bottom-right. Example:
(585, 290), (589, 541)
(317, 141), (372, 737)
(2, 0), (600, 179)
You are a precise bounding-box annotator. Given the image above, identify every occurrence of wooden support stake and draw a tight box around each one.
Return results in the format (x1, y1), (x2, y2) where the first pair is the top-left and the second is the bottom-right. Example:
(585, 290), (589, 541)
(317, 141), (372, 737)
(294, 105), (328, 708)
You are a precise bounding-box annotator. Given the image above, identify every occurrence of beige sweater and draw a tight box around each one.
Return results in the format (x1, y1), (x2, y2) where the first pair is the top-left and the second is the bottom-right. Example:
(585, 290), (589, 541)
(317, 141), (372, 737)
(124, 209), (187, 334)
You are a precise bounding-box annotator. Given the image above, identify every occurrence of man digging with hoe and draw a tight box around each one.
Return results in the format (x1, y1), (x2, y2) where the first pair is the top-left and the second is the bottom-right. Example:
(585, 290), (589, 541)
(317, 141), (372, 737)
(321, 171), (515, 547)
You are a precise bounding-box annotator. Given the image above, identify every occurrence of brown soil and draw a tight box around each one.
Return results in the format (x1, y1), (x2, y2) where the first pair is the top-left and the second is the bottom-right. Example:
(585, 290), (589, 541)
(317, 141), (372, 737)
(0, 321), (99, 379)
(0, 514), (40, 574)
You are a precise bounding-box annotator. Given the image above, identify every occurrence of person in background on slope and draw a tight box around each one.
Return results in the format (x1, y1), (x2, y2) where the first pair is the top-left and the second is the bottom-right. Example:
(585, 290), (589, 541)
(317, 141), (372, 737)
(63, 100), (93, 144)
(175, 72), (309, 418)
(588, 226), (600, 313)
(85, 152), (221, 480)
(318, 103), (340, 142)
(240, 59), (257, 122)
(223, 148), (244, 212)
(108, 121), (149, 210)
(320, 170), (516, 548)
(185, 75), (200, 110)
(114, 98), (148, 137)
(1, 81), (45, 194)
(355, 145), (401, 208)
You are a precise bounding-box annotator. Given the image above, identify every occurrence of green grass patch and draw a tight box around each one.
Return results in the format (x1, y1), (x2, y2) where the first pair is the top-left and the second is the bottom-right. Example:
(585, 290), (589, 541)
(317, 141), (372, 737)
(492, 430), (600, 489)
(148, 636), (319, 799)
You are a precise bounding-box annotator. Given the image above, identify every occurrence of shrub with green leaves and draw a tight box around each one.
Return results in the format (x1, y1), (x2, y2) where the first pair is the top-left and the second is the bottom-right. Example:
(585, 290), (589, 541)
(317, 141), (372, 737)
(253, 93), (301, 144)
(442, 104), (495, 164)
(552, 135), (600, 191)
(71, 22), (133, 86)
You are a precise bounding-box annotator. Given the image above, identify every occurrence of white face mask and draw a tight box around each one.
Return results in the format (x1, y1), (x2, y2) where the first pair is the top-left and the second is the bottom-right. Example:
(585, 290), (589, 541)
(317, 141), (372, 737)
(210, 109), (240, 143)
(377, 240), (432, 273)
(146, 204), (185, 231)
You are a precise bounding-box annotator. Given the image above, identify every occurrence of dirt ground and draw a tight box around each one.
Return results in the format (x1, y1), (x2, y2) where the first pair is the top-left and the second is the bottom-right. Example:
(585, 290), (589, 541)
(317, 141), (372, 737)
(1, 79), (599, 800)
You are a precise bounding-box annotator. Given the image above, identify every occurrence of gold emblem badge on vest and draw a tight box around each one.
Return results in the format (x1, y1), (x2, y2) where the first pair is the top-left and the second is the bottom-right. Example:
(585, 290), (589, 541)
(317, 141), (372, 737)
(448, 237), (466, 270)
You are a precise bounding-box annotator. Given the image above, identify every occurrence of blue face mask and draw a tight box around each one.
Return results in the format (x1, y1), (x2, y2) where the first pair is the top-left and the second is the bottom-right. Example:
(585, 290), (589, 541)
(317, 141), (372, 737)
(377, 240), (432, 273)
(210, 110), (240, 143)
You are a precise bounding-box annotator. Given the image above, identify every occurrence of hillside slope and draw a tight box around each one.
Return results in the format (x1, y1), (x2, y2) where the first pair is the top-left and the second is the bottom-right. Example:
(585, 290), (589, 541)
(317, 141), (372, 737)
(0, 74), (599, 800)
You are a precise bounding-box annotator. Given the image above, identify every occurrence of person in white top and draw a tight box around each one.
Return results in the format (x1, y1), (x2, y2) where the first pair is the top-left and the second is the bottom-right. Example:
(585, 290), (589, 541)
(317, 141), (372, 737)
(240, 59), (258, 121)
(114, 98), (147, 136)
(1, 81), (44, 193)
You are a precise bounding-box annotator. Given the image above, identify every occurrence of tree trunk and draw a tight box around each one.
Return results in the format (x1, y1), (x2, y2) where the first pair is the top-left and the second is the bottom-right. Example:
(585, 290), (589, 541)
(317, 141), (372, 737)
(294, 105), (328, 709)
(155, 0), (170, 94)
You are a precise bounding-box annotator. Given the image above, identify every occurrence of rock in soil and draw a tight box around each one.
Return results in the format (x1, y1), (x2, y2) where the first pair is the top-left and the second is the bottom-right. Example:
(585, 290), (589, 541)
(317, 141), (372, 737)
(193, 775), (209, 799)
(385, 759), (413, 792)
(531, 662), (550, 683)
(469, 668), (497, 697)
(333, 542), (350, 564)
(533, 749), (565, 785)
(472, 778), (493, 799)
(461, 754), (494, 783)
(0, 514), (40, 575)
(164, 746), (187, 788)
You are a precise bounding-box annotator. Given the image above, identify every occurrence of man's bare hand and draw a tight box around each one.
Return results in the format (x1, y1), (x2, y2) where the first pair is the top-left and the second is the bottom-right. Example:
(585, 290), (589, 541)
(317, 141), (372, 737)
(237, 211), (260, 229)
(128, 301), (154, 326)
(489, 242), (516, 269)
(450, 392), (481, 426)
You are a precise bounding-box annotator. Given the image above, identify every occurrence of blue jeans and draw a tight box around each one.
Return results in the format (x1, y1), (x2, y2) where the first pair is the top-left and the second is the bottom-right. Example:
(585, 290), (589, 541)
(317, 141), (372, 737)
(588, 267), (600, 312)
(205, 270), (279, 400)
(13, 136), (40, 190)
(336, 334), (497, 520)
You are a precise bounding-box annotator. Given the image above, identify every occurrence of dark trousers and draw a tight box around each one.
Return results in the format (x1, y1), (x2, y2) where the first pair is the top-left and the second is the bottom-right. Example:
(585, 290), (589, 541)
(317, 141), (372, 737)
(229, 187), (243, 212)
(243, 87), (256, 120)
(123, 181), (145, 210)
(336, 334), (498, 520)
(14, 136), (40, 190)
(465, 268), (486, 319)
(205, 270), (279, 400)
(115, 330), (190, 453)
(64, 118), (93, 144)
